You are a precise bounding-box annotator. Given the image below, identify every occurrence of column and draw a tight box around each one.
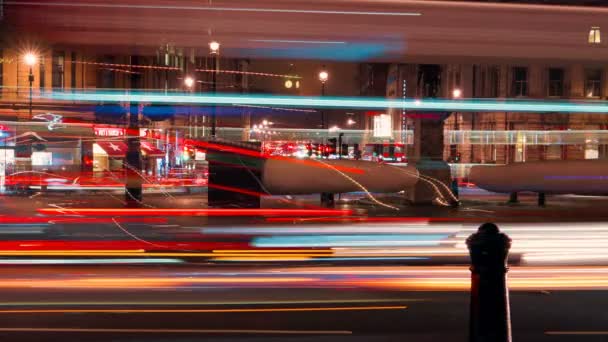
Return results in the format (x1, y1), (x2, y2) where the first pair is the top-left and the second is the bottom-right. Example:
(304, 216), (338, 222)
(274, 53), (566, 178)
(407, 112), (456, 205)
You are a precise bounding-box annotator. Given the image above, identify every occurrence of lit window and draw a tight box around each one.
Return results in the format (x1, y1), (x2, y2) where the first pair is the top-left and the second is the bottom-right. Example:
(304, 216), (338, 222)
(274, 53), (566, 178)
(589, 27), (601, 44)
(373, 114), (392, 138)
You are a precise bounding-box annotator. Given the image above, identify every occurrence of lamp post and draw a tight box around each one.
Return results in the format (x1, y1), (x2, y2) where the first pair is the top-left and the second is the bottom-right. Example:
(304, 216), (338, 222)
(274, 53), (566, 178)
(209, 41), (220, 138)
(23, 53), (37, 120)
(184, 76), (195, 138)
(318, 68), (328, 130)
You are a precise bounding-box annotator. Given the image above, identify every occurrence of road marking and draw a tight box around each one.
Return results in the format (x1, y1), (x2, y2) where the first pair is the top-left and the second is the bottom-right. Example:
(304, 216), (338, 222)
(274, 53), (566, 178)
(0, 306), (406, 314)
(0, 327), (352, 335)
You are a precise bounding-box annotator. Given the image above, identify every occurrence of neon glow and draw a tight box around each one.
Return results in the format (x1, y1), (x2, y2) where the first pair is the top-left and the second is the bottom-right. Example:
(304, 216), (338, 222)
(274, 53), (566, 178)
(250, 40), (347, 44)
(37, 208), (354, 216)
(44, 91), (608, 113)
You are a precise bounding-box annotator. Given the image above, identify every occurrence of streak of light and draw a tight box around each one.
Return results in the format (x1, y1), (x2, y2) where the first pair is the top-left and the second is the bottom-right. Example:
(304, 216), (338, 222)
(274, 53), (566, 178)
(0, 251), (330, 258)
(0, 241), (248, 251)
(264, 217), (474, 223)
(250, 39), (347, 44)
(0, 328), (352, 335)
(207, 183), (267, 197)
(0, 299), (419, 306)
(0, 277), (317, 289)
(213, 250), (332, 254)
(6, 2), (423, 16)
(314, 158), (398, 210)
(196, 69), (301, 79)
(234, 104), (314, 112)
(0, 306), (406, 314)
(44, 91), (608, 113)
(37, 208), (354, 217)
(203, 224), (462, 235)
(0, 258), (182, 264)
(212, 257), (312, 261)
(252, 235), (448, 248)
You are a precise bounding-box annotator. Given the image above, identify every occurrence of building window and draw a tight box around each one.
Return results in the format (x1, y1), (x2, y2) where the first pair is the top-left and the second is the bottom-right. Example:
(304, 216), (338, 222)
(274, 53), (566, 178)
(487, 66), (499, 98)
(373, 114), (392, 138)
(511, 67), (528, 97)
(548, 68), (564, 97)
(98, 56), (115, 89)
(52, 51), (65, 88)
(39, 56), (45, 89)
(585, 69), (602, 98)
(589, 27), (601, 44)
(0, 49), (3, 91)
(71, 52), (77, 88)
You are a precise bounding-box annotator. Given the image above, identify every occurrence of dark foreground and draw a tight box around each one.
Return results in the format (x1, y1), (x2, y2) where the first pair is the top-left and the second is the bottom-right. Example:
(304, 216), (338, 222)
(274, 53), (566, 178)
(0, 265), (606, 341)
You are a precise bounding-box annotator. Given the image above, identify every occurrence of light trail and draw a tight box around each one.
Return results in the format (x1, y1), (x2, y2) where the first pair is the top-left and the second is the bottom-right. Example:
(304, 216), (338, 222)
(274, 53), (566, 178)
(0, 327), (352, 335)
(43, 91), (608, 113)
(5, 2), (422, 16)
(0, 299), (418, 306)
(0, 306), (406, 314)
(4, 265), (608, 291)
(37, 208), (354, 217)
(250, 39), (347, 44)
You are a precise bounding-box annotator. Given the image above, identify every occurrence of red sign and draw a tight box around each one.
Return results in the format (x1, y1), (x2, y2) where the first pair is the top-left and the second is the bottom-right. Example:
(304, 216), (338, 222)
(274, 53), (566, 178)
(94, 127), (125, 137)
(94, 126), (162, 138)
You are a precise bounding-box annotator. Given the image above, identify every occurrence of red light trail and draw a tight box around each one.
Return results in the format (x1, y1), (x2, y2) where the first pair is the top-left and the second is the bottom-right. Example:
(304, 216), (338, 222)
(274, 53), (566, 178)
(37, 208), (354, 217)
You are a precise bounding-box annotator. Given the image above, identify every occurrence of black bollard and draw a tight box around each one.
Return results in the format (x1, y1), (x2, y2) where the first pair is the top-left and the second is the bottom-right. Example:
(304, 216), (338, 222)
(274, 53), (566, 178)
(508, 192), (518, 204)
(538, 192), (546, 207)
(320, 192), (335, 207)
(467, 223), (512, 342)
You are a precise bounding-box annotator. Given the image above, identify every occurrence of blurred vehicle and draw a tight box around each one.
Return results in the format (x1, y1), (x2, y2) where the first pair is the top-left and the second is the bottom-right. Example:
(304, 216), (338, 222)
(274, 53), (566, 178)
(362, 143), (406, 163)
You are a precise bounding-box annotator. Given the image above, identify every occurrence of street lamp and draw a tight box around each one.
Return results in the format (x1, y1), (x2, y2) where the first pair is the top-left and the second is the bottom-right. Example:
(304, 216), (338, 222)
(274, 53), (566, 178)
(347, 118), (356, 126)
(209, 41), (220, 54)
(209, 41), (220, 138)
(184, 76), (195, 89)
(318, 67), (329, 130)
(23, 52), (37, 120)
(184, 76), (195, 137)
(319, 70), (329, 85)
(452, 88), (462, 99)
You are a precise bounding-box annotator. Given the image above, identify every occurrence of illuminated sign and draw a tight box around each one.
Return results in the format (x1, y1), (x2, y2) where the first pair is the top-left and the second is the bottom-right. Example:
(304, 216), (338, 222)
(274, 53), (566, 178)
(94, 127), (161, 138)
(373, 114), (392, 138)
(94, 127), (125, 137)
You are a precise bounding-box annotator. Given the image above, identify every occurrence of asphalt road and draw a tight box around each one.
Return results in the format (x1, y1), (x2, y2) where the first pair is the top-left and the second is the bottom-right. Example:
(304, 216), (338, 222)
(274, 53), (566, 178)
(0, 265), (607, 341)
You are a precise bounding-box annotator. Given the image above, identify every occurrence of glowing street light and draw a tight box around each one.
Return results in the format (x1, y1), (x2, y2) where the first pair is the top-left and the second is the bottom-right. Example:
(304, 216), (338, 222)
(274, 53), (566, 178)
(209, 41), (220, 54)
(318, 70), (329, 84)
(347, 118), (356, 126)
(184, 76), (195, 89)
(23, 52), (38, 66)
(452, 88), (462, 98)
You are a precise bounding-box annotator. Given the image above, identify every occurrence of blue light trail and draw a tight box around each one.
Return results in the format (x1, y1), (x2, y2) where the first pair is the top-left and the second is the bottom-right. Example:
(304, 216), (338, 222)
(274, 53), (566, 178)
(44, 90), (608, 114)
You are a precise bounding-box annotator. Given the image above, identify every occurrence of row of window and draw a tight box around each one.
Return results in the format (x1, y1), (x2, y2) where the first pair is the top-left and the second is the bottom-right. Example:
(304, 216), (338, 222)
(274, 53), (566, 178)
(511, 66), (603, 98)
